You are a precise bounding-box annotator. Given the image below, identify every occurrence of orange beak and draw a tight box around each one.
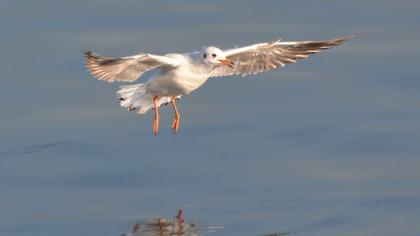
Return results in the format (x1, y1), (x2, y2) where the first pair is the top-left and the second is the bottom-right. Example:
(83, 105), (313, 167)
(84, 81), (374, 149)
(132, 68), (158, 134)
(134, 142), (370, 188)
(218, 59), (234, 68)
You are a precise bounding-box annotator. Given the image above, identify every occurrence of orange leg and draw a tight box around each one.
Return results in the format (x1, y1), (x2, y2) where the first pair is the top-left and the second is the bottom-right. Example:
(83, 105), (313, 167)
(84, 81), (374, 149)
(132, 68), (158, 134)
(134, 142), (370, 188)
(158, 218), (165, 236)
(153, 95), (159, 135)
(170, 97), (180, 133)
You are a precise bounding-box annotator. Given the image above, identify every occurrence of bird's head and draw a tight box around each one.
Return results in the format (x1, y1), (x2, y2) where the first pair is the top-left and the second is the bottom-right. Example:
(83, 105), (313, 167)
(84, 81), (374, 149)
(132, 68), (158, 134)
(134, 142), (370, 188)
(202, 46), (234, 68)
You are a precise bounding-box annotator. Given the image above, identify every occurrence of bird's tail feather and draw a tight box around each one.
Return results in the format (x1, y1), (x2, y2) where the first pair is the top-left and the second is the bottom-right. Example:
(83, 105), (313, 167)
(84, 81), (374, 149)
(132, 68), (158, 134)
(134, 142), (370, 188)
(117, 84), (176, 114)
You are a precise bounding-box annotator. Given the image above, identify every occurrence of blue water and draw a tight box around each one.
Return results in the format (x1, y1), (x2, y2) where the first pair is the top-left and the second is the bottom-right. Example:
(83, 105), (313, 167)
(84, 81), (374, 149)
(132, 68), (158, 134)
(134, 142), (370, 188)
(1, 0), (420, 235)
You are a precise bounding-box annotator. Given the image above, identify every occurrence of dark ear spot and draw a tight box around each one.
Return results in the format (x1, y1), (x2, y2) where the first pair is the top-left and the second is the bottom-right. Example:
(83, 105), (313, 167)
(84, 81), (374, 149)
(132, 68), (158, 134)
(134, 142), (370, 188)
(203, 53), (206, 59)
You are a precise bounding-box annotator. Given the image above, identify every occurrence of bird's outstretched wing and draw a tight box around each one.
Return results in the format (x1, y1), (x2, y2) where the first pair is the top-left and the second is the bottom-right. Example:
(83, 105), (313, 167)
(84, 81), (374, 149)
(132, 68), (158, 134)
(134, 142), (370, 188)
(84, 51), (179, 82)
(209, 35), (353, 78)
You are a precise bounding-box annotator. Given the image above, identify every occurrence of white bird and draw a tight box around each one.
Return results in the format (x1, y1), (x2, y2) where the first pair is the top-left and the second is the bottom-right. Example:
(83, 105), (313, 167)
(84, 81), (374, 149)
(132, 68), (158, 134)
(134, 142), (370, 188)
(84, 35), (353, 134)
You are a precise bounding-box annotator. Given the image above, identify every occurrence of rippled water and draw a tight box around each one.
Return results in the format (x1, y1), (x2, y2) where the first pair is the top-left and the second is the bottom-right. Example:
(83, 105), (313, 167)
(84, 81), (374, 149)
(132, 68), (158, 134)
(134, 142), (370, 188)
(1, 0), (420, 236)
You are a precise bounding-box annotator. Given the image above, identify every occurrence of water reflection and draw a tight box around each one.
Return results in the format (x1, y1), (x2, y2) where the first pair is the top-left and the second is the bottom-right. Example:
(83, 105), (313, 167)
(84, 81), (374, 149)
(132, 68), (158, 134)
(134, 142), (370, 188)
(121, 209), (289, 236)
(121, 209), (209, 236)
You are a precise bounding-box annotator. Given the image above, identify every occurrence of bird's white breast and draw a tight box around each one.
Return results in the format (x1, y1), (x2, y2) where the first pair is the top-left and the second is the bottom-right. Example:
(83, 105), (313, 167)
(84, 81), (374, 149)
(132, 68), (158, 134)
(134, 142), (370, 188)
(146, 54), (211, 96)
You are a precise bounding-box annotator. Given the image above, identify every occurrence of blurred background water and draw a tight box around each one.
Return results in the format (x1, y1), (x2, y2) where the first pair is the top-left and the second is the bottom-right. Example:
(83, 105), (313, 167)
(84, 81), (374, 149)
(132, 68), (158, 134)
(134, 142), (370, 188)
(1, 0), (420, 235)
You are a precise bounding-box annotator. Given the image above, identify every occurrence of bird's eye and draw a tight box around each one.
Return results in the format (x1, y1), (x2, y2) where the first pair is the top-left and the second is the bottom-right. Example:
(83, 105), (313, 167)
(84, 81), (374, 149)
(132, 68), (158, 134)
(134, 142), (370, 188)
(203, 53), (206, 59)
(212, 53), (217, 58)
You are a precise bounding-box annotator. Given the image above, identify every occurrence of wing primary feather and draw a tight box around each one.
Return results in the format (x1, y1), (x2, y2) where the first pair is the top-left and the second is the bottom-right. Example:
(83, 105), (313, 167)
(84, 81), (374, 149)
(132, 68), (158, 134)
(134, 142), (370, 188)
(84, 51), (176, 82)
(210, 35), (353, 78)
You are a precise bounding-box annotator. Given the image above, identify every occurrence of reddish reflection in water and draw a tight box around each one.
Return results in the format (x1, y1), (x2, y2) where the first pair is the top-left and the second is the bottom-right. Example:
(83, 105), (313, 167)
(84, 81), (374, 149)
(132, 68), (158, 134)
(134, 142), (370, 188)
(121, 209), (200, 236)
(121, 209), (289, 236)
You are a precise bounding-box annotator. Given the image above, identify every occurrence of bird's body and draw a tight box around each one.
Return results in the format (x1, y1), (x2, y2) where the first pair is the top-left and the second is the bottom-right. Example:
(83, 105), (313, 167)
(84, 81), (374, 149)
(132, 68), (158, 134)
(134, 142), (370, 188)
(84, 35), (353, 134)
(146, 53), (210, 97)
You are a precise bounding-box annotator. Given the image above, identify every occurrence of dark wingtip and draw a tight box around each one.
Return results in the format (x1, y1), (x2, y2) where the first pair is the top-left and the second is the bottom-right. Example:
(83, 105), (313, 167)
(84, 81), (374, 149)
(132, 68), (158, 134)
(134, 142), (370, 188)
(327, 34), (356, 46)
(336, 35), (353, 41)
(340, 33), (363, 42)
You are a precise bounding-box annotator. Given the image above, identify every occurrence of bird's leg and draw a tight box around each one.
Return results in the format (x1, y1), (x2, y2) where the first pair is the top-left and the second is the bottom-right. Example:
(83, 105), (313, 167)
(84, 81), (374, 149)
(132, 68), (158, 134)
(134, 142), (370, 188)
(153, 95), (159, 135)
(170, 96), (180, 133)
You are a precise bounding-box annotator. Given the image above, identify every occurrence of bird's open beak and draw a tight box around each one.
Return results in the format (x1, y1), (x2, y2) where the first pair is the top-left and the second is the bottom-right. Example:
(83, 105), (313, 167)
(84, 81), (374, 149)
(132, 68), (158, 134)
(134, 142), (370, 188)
(218, 59), (234, 68)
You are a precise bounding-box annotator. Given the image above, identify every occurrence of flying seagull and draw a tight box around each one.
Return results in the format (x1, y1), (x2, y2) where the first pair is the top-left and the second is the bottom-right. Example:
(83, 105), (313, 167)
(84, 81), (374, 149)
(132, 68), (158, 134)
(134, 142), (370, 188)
(84, 35), (353, 134)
